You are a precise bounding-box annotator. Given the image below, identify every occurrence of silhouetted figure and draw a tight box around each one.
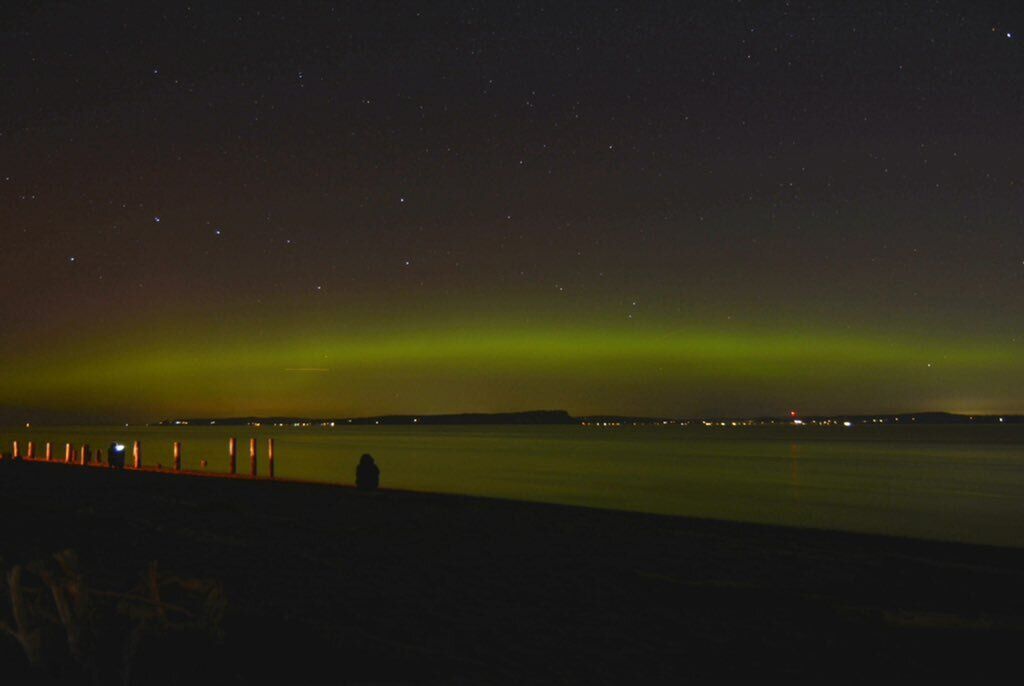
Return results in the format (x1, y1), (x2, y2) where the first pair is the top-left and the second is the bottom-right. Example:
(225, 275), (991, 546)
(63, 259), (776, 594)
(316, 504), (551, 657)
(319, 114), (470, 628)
(356, 453), (380, 491)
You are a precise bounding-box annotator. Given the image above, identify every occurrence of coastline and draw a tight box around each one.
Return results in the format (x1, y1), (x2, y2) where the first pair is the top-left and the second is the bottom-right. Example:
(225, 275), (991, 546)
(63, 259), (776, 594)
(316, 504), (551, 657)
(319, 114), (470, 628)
(2, 460), (1023, 682)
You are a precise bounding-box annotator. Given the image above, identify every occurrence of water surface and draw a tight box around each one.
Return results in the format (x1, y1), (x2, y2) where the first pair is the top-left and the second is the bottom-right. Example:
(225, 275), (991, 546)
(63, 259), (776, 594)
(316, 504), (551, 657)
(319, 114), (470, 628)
(4, 424), (1023, 547)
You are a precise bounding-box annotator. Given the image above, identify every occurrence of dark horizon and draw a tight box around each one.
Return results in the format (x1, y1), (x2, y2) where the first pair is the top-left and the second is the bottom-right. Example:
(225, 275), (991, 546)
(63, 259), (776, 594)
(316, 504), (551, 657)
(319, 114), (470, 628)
(6, 408), (1023, 428)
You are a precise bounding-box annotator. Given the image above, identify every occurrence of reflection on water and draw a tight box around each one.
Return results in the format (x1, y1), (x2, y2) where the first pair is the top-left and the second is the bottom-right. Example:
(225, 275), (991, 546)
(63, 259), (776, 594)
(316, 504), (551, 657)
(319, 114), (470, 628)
(789, 442), (801, 502)
(3, 424), (1024, 547)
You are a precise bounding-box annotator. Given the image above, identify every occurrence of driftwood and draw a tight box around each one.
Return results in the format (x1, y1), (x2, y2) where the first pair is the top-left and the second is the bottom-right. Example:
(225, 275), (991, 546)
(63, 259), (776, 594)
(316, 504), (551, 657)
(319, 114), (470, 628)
(0, 550), (225, 685)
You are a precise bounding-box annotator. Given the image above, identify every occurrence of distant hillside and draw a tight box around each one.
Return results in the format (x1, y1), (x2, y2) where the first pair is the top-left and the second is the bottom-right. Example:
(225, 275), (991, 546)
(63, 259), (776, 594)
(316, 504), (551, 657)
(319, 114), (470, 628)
(157, 410), (1024, 427)
(796, 412), (1023, 425)
(158, 410), (576, 426)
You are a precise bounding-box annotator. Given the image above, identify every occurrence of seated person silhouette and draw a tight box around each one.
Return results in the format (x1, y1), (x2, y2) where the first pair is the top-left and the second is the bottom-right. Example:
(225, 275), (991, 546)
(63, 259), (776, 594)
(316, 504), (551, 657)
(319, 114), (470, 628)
(356, 453), (380, 491)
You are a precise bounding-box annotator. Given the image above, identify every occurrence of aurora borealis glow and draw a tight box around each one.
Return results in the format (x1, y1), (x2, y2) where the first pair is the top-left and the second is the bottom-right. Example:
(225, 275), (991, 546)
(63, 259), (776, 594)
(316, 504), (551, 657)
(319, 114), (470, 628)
(2, 3), (1022, 423)
(3, 314), (1022, 422)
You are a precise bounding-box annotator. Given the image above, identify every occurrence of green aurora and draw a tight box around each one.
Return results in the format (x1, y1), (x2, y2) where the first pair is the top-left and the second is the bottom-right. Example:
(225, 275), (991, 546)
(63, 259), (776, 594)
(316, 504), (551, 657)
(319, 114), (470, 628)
(3, 4), (1024, 424)
(3, 313), (1020, 423)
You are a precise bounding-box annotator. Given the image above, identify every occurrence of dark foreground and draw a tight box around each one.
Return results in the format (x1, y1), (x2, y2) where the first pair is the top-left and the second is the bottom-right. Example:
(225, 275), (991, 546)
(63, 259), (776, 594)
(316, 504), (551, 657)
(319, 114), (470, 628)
(2, 461), (1023, 683)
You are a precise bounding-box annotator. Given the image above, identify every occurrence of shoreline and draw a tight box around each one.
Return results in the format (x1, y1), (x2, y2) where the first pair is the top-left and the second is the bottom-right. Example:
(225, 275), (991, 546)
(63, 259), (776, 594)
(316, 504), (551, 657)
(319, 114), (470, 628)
(8, 453), (1024, 552)
(3, 460), (1024, 681)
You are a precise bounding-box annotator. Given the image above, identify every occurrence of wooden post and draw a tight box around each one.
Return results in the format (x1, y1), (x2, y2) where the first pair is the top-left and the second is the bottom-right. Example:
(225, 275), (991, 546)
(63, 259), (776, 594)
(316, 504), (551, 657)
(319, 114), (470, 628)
(268, 438), (275, 479)
(26, 441), (35, 460)
(45, 442), (52, 461)
(132, 441), (142, 469)
(65, 443), (72, 463)
(80, 444), (89, 465)
(249, 438), (257, 477)
(173, 442), (181, 471)
(12, 441), (20, 460)
(228, 437), (237, 475)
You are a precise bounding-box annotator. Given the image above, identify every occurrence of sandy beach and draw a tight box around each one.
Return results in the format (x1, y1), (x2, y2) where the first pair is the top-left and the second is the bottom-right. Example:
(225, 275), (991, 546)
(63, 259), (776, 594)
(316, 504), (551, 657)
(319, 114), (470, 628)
(2, 459), (1023, 683)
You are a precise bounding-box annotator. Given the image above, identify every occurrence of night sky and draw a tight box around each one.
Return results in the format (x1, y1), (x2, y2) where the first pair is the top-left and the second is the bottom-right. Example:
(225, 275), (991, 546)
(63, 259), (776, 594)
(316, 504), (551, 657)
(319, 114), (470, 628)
(2, 2), (1023, 423)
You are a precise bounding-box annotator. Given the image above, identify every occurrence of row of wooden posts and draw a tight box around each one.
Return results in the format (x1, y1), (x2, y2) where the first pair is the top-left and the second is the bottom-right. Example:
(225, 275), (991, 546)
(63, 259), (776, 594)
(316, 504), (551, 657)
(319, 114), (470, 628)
(6, 437), (275, 479)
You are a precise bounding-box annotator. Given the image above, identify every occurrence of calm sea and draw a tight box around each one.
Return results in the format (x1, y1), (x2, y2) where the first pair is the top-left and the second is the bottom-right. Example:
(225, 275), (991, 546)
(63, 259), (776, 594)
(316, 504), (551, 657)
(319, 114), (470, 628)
(4, 424), (1023, 547)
